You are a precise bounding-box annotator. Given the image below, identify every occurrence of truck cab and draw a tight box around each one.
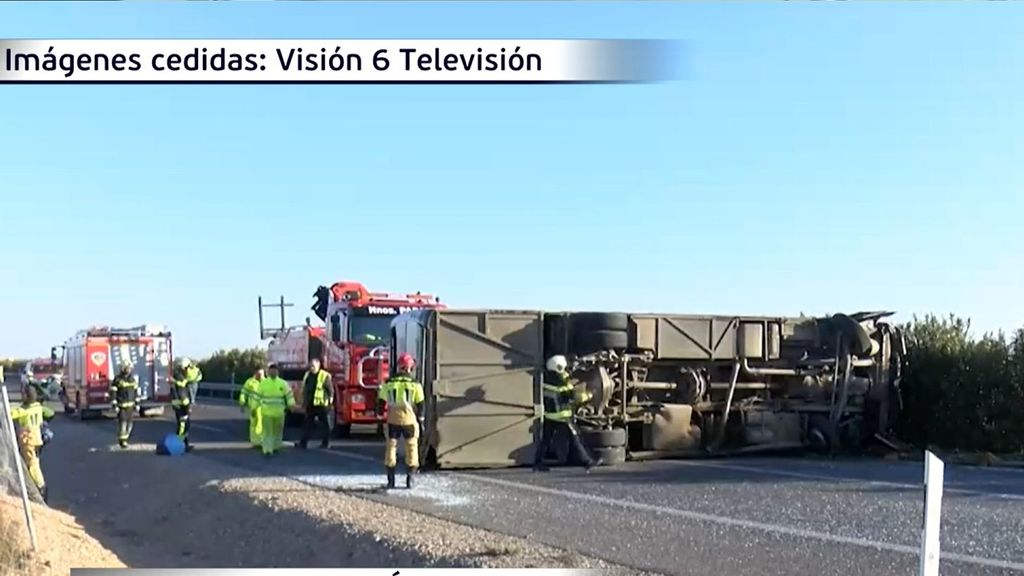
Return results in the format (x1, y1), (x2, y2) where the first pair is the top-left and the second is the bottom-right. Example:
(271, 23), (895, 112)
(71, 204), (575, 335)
(312, 281), (444, 437)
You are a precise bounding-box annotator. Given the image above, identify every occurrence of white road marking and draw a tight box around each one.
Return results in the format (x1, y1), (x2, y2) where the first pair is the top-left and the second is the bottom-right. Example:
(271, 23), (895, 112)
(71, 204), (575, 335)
(672, 460), (1024, 501)
(322, 448), (1024, 571)
(460, 472), (1024, 572)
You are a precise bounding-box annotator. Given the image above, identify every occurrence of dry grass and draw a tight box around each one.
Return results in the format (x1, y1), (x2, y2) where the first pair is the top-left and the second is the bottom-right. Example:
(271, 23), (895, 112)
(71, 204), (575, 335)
(0, 495), (126, 575)
(0, 505), (30, 576)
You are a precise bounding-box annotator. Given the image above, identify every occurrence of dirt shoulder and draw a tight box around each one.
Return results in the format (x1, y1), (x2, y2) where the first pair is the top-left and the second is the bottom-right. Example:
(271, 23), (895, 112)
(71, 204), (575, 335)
(0, 494), (125, 576)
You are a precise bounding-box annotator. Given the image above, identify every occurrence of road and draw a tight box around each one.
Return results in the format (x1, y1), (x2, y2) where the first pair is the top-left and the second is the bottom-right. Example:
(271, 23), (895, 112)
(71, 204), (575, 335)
(10, 381), (1024, 575)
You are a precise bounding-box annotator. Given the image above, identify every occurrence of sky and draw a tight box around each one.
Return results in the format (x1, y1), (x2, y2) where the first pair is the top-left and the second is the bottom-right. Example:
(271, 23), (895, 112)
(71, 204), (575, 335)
(1, 2), (1022, 358)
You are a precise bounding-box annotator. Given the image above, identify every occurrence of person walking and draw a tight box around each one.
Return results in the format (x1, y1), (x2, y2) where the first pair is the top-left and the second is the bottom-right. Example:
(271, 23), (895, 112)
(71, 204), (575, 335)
(178, 358), (203, 406)
(238, 368), (265, 449)
(9, 386), (55, 502)
(110, 362), (140, 448)
(257, 363), (295, 457)
(533, 355), (600, 472)
(296, 358), (333, 450)
(170, 368), (195, 453)
(376, 353), (425, 489)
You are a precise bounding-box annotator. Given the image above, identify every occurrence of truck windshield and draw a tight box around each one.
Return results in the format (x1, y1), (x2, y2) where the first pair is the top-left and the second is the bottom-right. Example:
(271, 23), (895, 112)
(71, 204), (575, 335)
(348, 315), (394, 347)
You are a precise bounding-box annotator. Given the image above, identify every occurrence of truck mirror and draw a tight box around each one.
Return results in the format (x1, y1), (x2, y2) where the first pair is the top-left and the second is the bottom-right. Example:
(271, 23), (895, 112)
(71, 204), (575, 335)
(50, 347), (57, 361)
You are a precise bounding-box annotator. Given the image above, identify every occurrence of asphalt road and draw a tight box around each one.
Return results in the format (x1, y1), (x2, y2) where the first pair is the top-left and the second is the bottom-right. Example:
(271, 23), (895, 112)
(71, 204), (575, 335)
(10, 381), (1024, 575)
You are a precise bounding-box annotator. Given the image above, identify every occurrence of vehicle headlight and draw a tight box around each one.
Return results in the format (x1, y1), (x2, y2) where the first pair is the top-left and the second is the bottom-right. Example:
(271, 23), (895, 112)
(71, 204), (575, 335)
(351, 393), (366, 404)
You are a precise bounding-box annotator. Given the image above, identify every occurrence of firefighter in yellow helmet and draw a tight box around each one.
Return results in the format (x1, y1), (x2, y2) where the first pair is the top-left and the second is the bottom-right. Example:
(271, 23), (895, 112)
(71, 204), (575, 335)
(376, 352), (425, 489)
(238, 368), (265, 448)
(258, 363), (295, 456)
(110, 361), (139, 448)
(10, 386), (55, 502)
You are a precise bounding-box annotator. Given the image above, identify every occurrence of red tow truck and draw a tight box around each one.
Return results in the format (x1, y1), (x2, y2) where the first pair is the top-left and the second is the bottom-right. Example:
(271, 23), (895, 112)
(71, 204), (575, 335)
(261, 282), (444, 436)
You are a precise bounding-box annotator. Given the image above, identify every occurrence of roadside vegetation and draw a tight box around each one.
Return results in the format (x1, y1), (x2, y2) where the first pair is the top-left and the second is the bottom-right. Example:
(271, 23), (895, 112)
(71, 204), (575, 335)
(896, 314), (1024, 456)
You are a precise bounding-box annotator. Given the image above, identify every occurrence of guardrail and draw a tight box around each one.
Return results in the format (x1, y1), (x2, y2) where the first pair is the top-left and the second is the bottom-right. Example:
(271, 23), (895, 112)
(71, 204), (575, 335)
(197, 381), (241, 401)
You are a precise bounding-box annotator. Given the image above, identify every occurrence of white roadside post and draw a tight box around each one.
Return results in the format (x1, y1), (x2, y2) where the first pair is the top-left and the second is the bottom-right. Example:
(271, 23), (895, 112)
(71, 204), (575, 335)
(919, 450), (944, 576)
(1, 384), (38, 550)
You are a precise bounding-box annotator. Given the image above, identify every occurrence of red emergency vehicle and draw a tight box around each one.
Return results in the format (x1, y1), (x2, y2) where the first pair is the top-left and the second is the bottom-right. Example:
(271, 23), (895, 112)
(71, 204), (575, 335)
(264, 324), (327, 426)
(312, 281), (444, 437)
(58, 325), (174, 419)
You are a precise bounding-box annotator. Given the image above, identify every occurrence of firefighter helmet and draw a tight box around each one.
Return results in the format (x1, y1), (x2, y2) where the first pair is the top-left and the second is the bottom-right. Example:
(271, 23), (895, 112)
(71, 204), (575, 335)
(397, 353), (416, 372)
(546, 355), (568, 372)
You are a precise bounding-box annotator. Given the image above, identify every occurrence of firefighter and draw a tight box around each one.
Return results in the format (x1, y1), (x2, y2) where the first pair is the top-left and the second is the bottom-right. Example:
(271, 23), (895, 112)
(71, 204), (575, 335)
(376, 353), (425, 490)
(533, 355), (599, 472)
(238, 368), (265, 448)
(110, 362), (140, 448)
(258, 363), (295, 457)
(170, 366), (195, 452)
(296, 358), (333, 450)
(178, 357), (203, 406)
(9, 386), (55, 503)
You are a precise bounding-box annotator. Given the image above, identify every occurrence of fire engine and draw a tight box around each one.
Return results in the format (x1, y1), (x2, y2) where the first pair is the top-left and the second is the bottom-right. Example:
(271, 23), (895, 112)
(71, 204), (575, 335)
(56, 325), (174, 419)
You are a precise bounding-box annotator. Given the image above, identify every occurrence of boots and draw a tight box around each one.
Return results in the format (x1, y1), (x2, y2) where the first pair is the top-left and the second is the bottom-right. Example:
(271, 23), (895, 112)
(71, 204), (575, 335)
(406, 468), (418, 489)
(386, 467), (396, 489)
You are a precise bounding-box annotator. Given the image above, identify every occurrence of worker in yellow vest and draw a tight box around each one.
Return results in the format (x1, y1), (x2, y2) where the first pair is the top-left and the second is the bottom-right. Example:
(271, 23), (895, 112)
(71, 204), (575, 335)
(376, 353), (425, 489)
(297, 358), (333, 450)
(258, 363), (295, 456)
(10, 386), (55, 502)
(238, 368), (265, 448)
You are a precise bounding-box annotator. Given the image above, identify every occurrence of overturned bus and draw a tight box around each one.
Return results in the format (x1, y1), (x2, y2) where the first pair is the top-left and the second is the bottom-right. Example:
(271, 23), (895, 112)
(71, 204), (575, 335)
(389, 308), (906, 470)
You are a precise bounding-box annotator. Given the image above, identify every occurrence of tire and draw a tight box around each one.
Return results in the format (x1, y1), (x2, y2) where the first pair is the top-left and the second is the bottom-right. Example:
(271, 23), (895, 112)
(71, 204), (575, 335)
(830, 313), (874, 356)
(572, 330), (629, 355)
(592, 445), (626, 466)
(333, 422), (352, 438)
(581, 427), (627, 449)
(572, 313), (629, 333)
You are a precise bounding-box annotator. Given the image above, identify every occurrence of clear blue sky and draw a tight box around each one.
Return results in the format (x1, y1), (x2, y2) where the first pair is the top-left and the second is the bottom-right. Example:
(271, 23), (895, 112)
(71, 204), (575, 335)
(1, 2), (1022, 358)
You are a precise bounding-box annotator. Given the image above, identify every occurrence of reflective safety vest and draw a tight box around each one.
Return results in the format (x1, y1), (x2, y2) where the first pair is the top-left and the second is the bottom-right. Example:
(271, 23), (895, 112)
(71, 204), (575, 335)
(303, 370), (332, 407)
(379, 375), (424, 426)
(183, 365), (203, 385)
(11, 402), (55, 447)
(110, 373), (140, 409)
(542, 370), (575, 422)
(258, 376), (295, 417)
(239, 377), (263, 410)
(171, 380), (191, 407)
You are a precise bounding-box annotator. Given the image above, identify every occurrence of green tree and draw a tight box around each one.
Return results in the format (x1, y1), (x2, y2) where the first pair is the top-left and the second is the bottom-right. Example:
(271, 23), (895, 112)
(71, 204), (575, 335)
(195, 347), (268, 385)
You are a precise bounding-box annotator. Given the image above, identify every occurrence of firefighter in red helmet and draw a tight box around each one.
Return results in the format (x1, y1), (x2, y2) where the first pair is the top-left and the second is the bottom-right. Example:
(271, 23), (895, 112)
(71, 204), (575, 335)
(376, 352), (425, 489)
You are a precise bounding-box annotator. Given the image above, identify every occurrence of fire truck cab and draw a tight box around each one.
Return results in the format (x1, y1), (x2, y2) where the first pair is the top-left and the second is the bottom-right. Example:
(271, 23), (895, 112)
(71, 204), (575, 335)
(312, 281), (444, 437)
(58, 325), (174, 420)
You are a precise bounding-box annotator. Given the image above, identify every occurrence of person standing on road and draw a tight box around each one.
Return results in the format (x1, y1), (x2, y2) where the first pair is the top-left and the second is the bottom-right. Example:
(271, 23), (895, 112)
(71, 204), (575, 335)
(533, 355), (600, 473)
(258, 363), (295, 457)
(178, 358), (203, 406)
(170, 367), (195, 453)
(376, 353), (425, 490)
(296, 358), (333, 450)
(110, 362), (140, 449)
(9, 386), (55, 503)
(239, 368), (265, 449)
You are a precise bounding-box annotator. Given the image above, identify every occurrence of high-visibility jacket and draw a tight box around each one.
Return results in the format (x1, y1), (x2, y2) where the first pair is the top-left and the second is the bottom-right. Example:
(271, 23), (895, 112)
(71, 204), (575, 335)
(379, 375), (424, 426)
(183, 365), (203, 385)
(110, 372), (140, 409)
(542, 370), (575, 422)
(258, 376), (295, 417)
(11, 402), (55, 447)
(239, 377), (263, 409)
(171, 380), (191, 407)
(302, 369), (333, 407)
